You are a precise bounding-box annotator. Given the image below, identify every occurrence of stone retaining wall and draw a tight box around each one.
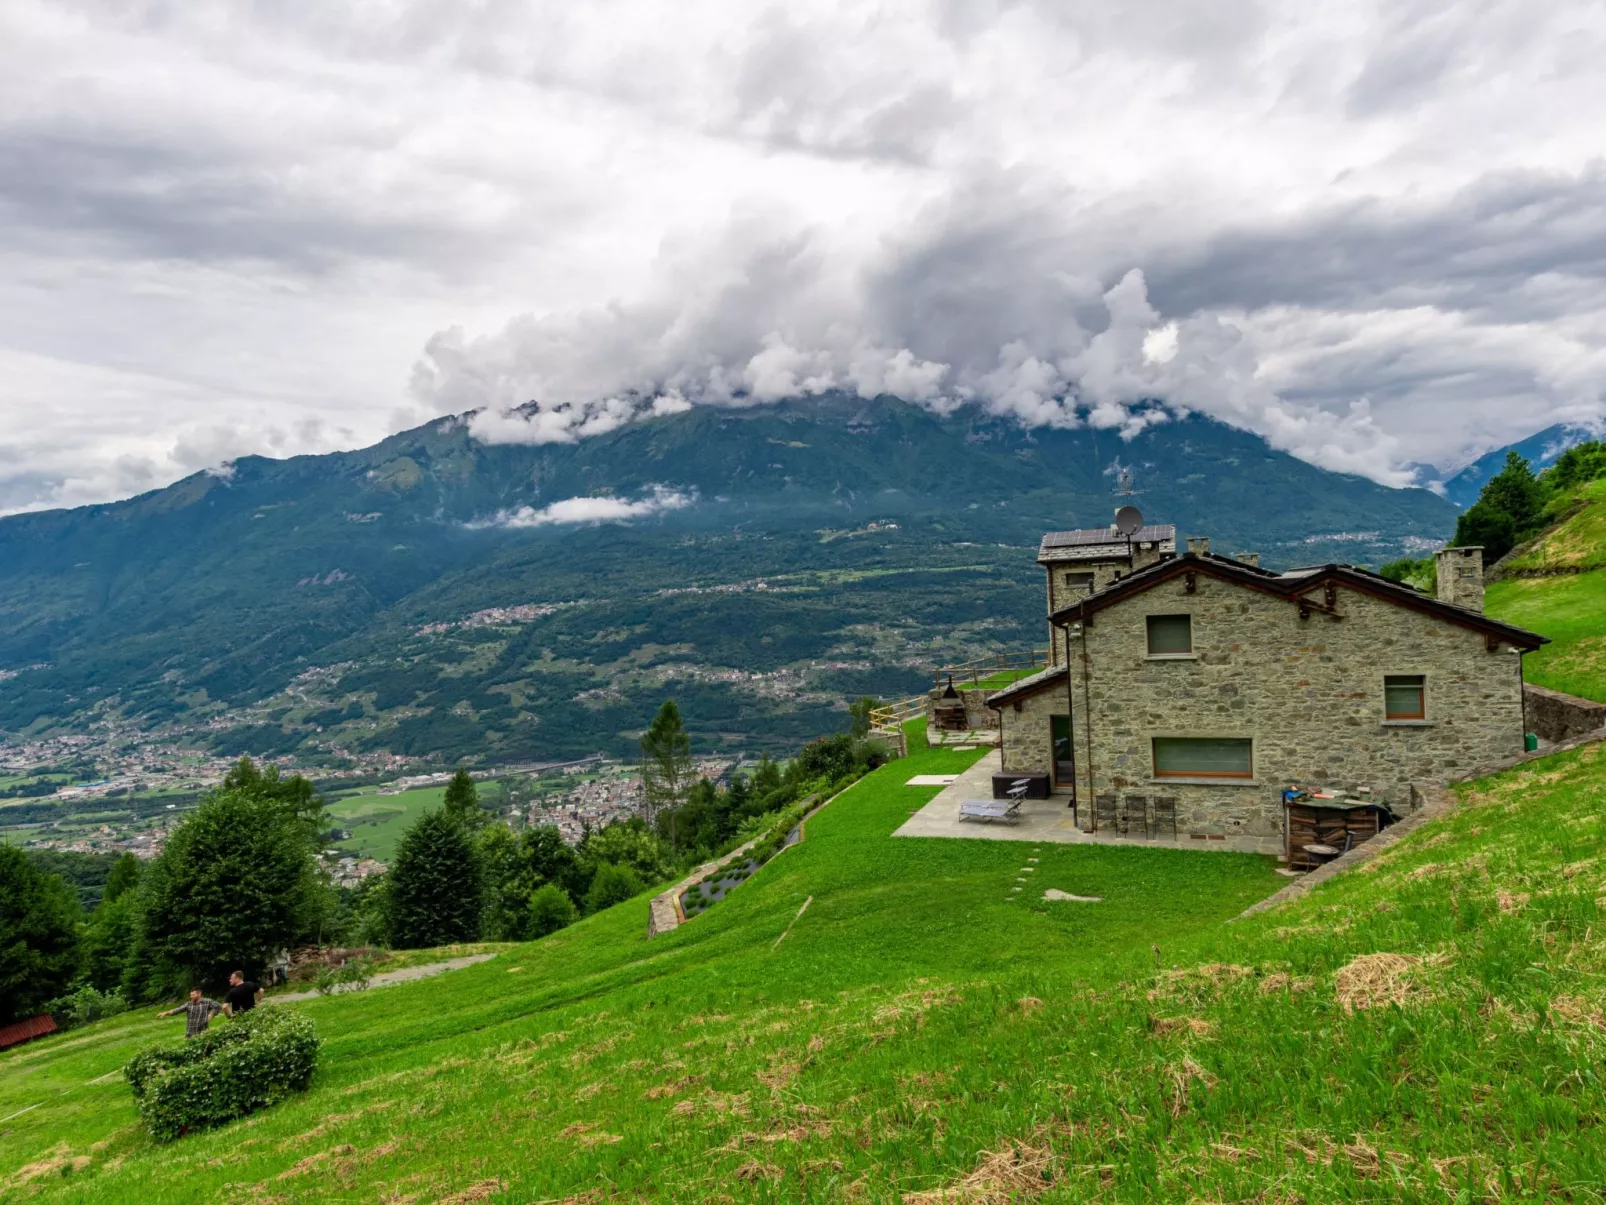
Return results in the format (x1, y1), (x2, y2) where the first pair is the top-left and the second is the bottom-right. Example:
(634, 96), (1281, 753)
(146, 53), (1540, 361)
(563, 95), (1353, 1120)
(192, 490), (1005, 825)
(1524, 682), (1606, 744)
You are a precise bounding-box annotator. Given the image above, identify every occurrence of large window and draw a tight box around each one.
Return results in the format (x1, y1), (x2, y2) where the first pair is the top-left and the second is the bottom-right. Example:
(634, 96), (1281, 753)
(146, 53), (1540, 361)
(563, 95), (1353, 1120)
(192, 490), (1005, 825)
(1152, 737), (1253, 779)
(1384, 674), (1426, 720)
(1146, 614), (1193, 655)
(1050, 715), (1074, 787)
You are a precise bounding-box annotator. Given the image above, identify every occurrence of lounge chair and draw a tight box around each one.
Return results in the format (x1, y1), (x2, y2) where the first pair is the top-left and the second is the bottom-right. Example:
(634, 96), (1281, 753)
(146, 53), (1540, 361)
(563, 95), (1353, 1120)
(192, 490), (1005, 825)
(959, 798), (1022, 824)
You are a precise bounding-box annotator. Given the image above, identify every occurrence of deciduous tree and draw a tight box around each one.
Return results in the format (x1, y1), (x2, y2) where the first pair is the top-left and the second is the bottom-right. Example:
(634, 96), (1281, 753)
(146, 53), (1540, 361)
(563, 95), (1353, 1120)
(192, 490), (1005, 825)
(0, 845), (82, 1023)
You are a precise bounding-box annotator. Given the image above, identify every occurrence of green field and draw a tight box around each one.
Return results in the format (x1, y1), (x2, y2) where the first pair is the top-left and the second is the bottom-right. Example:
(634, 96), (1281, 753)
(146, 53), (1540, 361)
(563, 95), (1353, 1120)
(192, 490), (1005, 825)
(8, 724), (1605, 1201)
(322, 787), (448, 861)
(1486, 476), (1606, 704)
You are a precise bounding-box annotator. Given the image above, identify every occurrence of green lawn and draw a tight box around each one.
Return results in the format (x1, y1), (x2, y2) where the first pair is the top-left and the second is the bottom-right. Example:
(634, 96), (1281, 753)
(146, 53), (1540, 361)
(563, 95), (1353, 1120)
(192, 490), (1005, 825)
(7, 731), (1605, 1201)
(1487, 568), (1606, 703)
(322, 787), (448, 861)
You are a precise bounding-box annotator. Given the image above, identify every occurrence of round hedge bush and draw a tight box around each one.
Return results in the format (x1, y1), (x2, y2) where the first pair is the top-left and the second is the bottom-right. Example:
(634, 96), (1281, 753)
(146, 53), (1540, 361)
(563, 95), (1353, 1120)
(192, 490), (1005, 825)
(125, 1006), (319, 1141)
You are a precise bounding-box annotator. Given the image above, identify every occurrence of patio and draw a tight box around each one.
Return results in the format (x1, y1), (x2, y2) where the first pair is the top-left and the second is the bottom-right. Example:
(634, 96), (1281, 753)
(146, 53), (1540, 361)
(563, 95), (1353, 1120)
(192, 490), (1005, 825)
(893, 750), (1285, 856)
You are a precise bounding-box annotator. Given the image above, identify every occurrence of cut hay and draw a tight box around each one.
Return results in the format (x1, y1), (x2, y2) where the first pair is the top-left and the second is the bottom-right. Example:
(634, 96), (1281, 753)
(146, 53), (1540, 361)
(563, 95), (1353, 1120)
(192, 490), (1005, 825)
(1149, 1016), (1214, 1037)
(1166, 1057), (1217, 1117)
(1550, 995), (1606, 1032)
(437, 1179), (504, 1204)
(1017, 996), (1044, 1015)
(901, 1141), (1057, 1203)
(1497, 890), (1530, 913)
(1332, 953), (1422, 1012)
(1256, 973), (1312, 995)
(1147, 963), (1255, 1002)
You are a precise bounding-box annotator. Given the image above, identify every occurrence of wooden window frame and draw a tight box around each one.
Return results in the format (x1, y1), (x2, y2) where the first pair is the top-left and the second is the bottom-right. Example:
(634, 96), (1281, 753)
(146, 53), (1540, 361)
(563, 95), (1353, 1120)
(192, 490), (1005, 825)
(1384, 674), (1426, 721)
(1145, 613), (1193, 656)
(1151, 737), (1253, 780)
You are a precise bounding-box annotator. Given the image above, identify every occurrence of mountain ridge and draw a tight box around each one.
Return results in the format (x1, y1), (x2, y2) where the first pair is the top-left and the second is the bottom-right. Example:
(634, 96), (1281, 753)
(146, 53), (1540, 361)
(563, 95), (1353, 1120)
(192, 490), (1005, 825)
(0, 396), (1458, 761)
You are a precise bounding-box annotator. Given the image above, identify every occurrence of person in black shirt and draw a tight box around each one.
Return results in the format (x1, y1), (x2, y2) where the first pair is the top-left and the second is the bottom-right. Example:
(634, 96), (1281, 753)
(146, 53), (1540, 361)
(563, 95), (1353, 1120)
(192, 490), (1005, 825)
(223, 970), (262, 1016)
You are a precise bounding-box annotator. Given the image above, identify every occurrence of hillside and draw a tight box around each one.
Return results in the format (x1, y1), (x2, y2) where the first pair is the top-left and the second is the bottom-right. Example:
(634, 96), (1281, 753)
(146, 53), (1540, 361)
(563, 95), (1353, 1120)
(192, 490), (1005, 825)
(1486, 476), (1606, 703)
(1439, 423), (1597, 509)
(0, 397), (1456, 764)
(5, 729), (1604, 1202)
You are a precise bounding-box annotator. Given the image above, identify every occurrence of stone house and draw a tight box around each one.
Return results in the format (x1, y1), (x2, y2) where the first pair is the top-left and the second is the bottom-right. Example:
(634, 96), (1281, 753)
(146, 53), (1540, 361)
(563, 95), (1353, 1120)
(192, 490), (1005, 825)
(987, 528), (1547, 839)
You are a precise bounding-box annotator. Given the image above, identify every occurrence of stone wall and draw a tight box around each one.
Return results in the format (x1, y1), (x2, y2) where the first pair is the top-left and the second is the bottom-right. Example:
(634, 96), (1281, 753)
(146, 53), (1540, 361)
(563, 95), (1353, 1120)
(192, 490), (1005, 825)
(1061, 574), (1527, 838)
(925, 687), (1000, 743)
(1524, 683), (1606, 743)
(997, 680), (1071, 782)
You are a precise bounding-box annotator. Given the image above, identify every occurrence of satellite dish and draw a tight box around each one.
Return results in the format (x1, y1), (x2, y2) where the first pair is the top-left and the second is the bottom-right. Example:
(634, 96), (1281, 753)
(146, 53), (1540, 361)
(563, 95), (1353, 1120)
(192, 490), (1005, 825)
(1113, 505), (1144, 537)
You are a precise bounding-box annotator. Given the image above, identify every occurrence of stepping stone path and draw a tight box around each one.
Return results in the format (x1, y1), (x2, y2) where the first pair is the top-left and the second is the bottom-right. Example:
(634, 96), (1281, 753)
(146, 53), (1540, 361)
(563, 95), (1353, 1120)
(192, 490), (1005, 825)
(1042, 889), (1103, 903)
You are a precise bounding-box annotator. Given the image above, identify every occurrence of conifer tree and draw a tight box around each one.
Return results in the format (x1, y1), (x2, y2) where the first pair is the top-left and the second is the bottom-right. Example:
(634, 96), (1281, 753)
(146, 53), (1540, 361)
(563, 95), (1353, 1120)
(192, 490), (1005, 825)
(639, 700), (693, 844)
(443, 769), (484, 828)
(388, 809), (484, 949)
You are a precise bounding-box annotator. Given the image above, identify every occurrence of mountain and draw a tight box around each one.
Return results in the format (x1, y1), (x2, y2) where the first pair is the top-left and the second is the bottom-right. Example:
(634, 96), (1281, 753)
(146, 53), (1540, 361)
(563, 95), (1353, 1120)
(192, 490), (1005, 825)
(1439, 423), (1597, 509)
(0, 396), (1459, 762)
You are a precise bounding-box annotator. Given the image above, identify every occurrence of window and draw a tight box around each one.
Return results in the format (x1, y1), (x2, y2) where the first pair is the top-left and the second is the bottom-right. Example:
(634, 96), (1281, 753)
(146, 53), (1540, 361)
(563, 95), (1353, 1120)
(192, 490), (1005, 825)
(1384, 674), (1426, 720)
(1152, 737), (1253, 779)
(1063, 572), (1093, 592)
(1146, 614), (1193, 655)
(1050, 715), (1074, 786)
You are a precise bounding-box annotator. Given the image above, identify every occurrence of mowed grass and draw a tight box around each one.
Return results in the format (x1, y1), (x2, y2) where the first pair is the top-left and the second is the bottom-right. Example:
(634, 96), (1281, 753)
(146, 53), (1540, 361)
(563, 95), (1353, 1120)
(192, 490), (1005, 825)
(1487, 569), (1606, 703)
(7, 731), (1606, 1201)
(323, 787), (448, 861)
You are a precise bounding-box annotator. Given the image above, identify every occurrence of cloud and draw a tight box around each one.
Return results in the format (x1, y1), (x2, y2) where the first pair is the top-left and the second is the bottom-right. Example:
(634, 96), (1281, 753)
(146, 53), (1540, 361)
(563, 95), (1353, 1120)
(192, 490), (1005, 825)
(469, 485), (696, 529)
(3, 0), (1606, 509)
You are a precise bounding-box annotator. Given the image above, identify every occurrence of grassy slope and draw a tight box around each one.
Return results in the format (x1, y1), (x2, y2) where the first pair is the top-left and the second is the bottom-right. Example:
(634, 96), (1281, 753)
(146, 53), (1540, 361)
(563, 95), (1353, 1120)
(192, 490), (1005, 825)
(6, 732), (1606, 1201)
(1487, 477), (1606, 703)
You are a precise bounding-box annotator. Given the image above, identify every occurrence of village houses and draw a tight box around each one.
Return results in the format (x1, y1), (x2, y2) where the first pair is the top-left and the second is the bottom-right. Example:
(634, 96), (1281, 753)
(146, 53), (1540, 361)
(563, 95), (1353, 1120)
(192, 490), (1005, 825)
(979, 521), (1547, 842)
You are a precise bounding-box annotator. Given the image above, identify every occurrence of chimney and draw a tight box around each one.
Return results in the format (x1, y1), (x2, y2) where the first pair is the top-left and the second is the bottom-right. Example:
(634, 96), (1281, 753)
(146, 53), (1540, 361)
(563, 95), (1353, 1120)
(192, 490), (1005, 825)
(1186, 537), (1210, 557)
(1236, 552), (1260, 568)
(1434, 546), (1484, 613)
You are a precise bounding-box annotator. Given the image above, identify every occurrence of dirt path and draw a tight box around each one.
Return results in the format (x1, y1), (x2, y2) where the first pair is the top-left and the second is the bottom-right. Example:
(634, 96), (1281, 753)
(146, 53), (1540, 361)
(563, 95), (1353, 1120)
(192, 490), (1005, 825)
(273, 953), (498, 1002)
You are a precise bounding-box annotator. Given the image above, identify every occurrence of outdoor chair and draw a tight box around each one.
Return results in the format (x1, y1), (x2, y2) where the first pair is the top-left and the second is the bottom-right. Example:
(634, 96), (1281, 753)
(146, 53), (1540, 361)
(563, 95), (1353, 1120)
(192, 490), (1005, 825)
(1151, 796), (1178, 839)
(959, 798), (1021, 824)
(1122, 794), (1149, 838)
(1094, 793), (1118, 832)
(1006, 778), (1032, 802)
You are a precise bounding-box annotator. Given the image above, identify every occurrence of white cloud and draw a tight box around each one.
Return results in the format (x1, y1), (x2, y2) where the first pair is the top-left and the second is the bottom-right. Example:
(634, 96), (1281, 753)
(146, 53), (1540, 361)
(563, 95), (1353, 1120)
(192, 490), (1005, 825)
(470, 485), (696, 529)
(3, 0), (1606, 508)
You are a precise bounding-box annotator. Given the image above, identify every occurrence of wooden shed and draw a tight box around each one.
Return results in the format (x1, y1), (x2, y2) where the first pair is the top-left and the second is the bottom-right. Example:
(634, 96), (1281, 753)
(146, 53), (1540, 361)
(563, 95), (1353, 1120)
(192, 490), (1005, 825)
(1283, 793), (1393, 870)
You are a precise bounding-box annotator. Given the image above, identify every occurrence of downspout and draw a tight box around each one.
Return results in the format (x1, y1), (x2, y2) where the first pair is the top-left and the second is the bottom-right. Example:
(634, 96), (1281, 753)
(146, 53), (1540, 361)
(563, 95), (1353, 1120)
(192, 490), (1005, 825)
(1055, 615), (1075, 815)
(1079, 603), (1097, 832)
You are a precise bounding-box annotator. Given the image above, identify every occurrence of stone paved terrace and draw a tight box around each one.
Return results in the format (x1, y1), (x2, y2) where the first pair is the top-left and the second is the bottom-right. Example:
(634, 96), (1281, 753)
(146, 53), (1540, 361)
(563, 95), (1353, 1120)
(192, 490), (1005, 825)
(893, 750), (1285, 856)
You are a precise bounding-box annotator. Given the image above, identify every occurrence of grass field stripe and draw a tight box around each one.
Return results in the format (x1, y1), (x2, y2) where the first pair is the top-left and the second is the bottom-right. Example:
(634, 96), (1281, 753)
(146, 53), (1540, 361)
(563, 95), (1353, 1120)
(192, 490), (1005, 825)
(0, 1104), (40, 1124)
(773, 895), (814, 948)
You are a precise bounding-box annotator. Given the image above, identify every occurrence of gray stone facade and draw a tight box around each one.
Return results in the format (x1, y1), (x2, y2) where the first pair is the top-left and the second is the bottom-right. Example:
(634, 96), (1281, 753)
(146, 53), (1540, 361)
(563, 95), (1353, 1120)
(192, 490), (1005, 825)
(992, 546), (1544, 840)
(1524, 682), (1606, 743)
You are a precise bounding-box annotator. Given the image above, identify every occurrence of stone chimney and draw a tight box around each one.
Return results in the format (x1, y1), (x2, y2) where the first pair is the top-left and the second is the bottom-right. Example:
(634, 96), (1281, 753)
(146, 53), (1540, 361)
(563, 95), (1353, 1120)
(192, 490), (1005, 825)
(1186, 536), (1210, 557)
(1434, 546), (1485, 612)
(1236, 552), (1260, 568)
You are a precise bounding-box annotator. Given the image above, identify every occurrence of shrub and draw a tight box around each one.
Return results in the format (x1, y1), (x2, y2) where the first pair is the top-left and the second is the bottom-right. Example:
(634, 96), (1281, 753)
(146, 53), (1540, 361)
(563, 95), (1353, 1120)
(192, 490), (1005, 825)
(125, 1006), (319, 1141)
(42, 985), (128, 1031)
(584, 863), (645, 914)
(528, 883), (578, 937)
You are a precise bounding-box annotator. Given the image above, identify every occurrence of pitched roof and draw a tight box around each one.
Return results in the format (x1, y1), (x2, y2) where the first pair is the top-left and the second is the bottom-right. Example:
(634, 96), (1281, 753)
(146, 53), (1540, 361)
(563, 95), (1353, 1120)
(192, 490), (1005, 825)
(1047, 552), (1549, 650)
(984, 663), (1068, 708)
(1038, 524), (1175, 563)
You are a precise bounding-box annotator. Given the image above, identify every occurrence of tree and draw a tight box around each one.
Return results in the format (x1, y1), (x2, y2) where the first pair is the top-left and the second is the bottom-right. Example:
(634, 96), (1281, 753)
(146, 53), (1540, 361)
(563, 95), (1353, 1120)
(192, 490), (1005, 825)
(527, 884), (578, 937)
(584, 863), (644, 914)
(1547, 440), (1606, 491)
(476, 823), (524, 940)
(103, 853), (142, 905)
(136, 789), (319, 990)
(388, 810), (483, 949)
(848, 696), (880, 738)
(0, 846), (82, 1023)
(81, 893), (138, 994)
(751, 757), (782, 802)
(1453, 501), (1518, 564)
(222, 757), (324, 840)
(1480, 451), (1545, 535)
(580, 819), (671, 885)
(443, 769), (485, 828)
(639, 700), (694, 841)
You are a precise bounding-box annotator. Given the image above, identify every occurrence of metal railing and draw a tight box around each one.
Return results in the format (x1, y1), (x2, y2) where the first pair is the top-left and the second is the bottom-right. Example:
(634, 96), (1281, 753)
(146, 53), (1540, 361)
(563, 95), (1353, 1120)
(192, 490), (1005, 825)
(931, 649), (1051, 690)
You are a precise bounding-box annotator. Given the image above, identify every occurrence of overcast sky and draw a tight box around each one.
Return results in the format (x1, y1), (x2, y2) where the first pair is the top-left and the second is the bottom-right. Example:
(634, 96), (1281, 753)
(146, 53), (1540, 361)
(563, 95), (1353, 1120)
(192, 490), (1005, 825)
(3, 0), (1604, 513)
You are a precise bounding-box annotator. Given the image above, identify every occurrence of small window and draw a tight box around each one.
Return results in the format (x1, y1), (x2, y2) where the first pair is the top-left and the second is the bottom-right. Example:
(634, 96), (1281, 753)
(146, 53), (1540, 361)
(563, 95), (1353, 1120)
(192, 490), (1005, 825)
(1146, 614), (1193, 655)
(1384, 674), (1425, 720)
(1153, 737), (1252, 779)
(1063, 572), (1092, 591)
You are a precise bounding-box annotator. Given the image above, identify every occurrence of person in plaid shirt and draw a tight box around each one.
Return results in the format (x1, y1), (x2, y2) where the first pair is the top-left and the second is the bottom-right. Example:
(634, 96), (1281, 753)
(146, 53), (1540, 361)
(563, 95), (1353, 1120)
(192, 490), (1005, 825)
(160, 989), (222, 1037)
